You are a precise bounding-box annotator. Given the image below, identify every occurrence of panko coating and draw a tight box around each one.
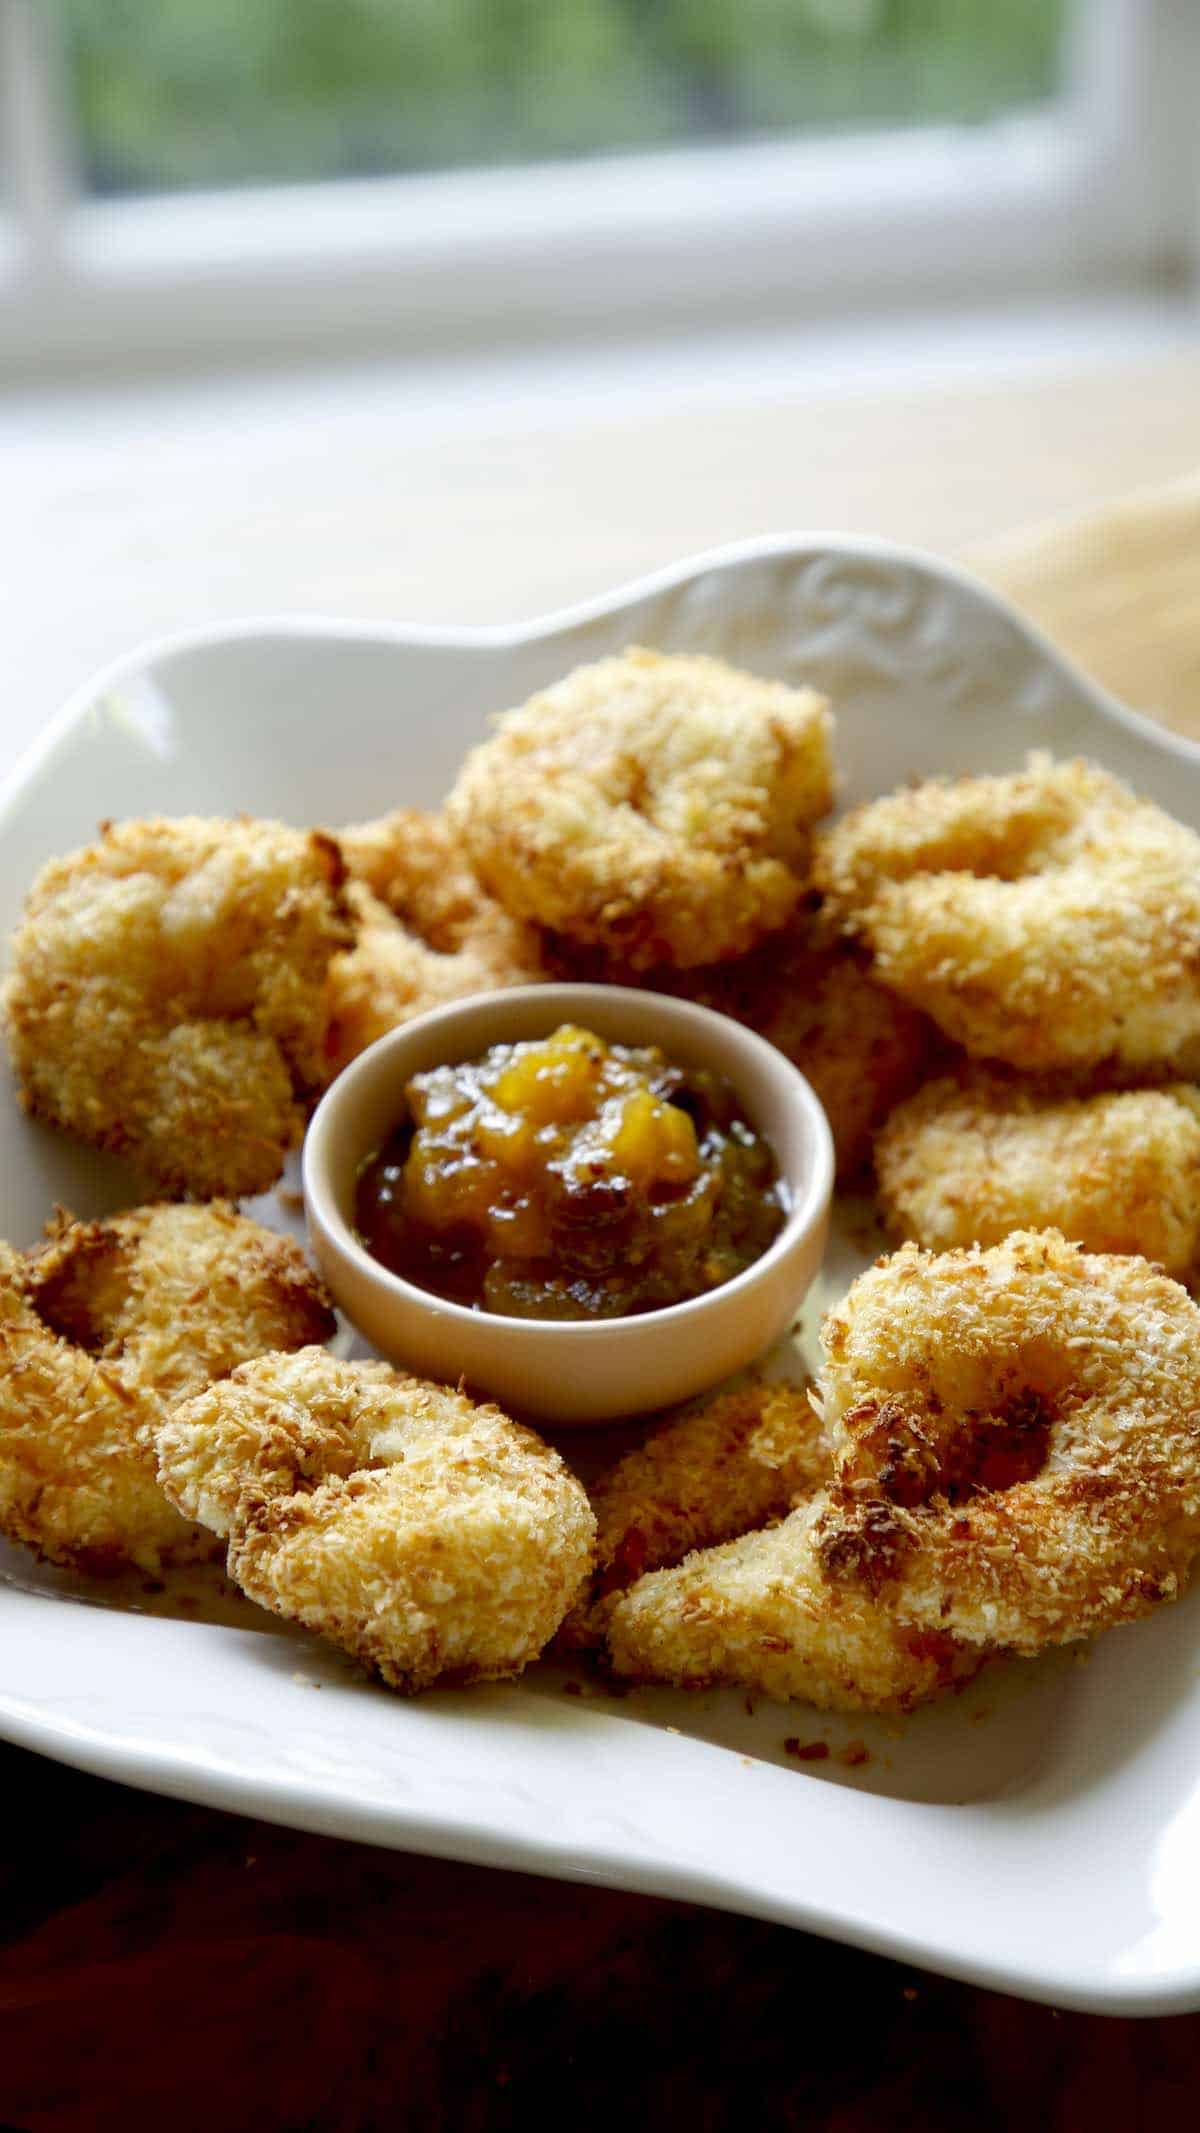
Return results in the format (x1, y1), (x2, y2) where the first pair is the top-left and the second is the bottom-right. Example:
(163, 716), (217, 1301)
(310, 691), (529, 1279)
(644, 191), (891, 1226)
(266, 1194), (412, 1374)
(447, 648), (834, 970)
(0, 1204), (335, 1575)
(0, 1242), (208, 1577)
(324, 809), (544, 1072)
(814, 755), (1200, 1073)
(27, 1201), (338, 1401)
(605, 1495), (980, 1712)
(3, 816), (350, 1198)
(682, 930), (939, 1183)
(545, 917), (938, 1183)
(559, 1377), (828, 1649)
(813, 1231), (1200, 1654)
(156, 1350), (596, 1690)
(336, 807), (516, 944)
(877, 1071), (1200, 1276)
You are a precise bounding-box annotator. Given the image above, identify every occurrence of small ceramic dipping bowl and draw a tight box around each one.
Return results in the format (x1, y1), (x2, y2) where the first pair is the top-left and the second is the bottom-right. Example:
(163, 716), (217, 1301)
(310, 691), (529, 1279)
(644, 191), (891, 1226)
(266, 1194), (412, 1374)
(303, 984), (833, 1424)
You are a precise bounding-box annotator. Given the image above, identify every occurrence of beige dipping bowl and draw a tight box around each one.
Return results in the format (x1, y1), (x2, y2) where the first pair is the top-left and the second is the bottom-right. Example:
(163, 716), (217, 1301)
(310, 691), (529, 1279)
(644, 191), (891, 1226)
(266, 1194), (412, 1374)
(303, 984), (833, 1423)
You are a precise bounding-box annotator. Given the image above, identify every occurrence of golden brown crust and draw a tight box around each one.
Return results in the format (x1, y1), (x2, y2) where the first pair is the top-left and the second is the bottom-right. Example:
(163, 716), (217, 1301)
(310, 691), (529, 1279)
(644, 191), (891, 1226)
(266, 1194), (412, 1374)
(336, 807), (504, 947)
(605, 1229), (1200, 1703)
(876, 1070), (1200, 1275)
(0, 1204), (335, 1575)
(676, 931), (939, 1183)
(605, 1495), (981, 1712)
(447, 648), (834, 970)
(558, 1377), (828, 1650)
(3, 816), (350, 1198)
(814, 756), (1200, 1074)
(324, 883), (544, 1074)
(591, 1358), (982, 1711)
(156, 1350), (596, 1691)
(815, 754), (1106, 917)
(26, 1202), (337, 1401)
(324, 811), (545, 1071)
(814, 1230), (1200, 1653)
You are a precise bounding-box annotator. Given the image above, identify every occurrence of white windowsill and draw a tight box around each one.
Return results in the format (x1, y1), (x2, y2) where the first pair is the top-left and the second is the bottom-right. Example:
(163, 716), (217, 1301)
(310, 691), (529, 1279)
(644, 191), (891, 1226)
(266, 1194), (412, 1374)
(0, 103), (1173, 375)
(5, 289), (1197, 442)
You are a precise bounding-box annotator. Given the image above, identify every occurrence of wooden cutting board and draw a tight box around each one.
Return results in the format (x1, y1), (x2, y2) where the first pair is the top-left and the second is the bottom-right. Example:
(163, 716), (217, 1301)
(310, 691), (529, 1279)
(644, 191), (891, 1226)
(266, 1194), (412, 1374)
(968, 473), (1200, 744)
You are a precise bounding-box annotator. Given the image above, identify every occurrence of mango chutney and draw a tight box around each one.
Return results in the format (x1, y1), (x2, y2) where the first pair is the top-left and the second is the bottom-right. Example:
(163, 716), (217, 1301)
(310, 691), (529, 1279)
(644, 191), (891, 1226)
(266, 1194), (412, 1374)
(354, 1022), (787, 1319)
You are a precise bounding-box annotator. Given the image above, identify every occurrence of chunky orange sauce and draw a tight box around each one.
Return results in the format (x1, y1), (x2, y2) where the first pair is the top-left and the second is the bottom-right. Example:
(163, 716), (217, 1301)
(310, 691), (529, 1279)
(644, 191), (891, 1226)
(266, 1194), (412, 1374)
(354, 1023), (786, 1319)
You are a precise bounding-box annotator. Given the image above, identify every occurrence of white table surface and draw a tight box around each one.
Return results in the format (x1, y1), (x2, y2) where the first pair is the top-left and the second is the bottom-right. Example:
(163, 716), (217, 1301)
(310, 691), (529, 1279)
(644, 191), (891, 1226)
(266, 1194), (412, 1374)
(4, 298), (1199, 774)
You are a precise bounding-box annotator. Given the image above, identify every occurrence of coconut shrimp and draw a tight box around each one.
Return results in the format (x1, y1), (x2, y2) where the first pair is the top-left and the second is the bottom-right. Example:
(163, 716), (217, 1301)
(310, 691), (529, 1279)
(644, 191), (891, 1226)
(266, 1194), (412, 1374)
(3, 816), (349, 1198)
(324, 811), (544, 1073)
(156, 1350), (596, 1691)
(606, 1229), (1200, 1702)
(559, 1376), (828, 1650)
(814, 756), (1200, 1074)
(813, 1231), (1200, 1653)
(688, 930), (940, 1183)
(605, 1495), (981, 1711)
(447, 647), (834, 970)
(0, 1203), (335, 1575)
(877, 1071), (1200, 1276)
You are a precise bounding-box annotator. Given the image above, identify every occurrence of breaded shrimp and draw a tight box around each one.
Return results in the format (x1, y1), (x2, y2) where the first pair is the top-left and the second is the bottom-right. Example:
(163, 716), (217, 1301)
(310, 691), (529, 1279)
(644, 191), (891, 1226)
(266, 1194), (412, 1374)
(27, 1202), (337, 1402)
(686, 931), (939, 1183)
(605, 1496), (980, 1711)
(814, 756), (1200, 1073)
(877, 1071), (1200, 1276)
(3, 816), (349, 1198)
(447, 648), (834, 970)
(156, 1350), (596, 1690)
(545, 917), (938, 1183)
(0, 1204), (335, 1575)
(559, 1377), (828, 1650)
(325, 882), (543, 1073)
(336, 807), (509, 944)
(814, 1231), (1200, 1653)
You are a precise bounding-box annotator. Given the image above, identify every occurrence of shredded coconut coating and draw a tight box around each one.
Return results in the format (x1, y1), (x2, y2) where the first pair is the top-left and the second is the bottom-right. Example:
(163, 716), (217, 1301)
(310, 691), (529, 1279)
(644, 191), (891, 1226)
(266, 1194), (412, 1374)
(559, 1377), (828, 1650)
(447, 648), (834, 970)
(157, 1350), (596, 1691)
(325, 810), (544, 1070)
(0, 1204), (334, 1575)
(3, 816), (349, 1198)
(814, 1230), (1200, 1653)
(682, 929), (939, 1183)
(877, 1071), (1200, 1275)
(336, 807), (512, 941)
(814, 756), (1200, 1073)
(605, 1495), (980, 1711)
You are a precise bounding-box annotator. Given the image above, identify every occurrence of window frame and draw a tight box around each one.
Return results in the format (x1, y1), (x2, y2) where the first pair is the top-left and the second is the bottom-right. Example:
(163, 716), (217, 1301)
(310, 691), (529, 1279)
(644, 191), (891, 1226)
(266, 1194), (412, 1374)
(0, 0), (1195, 373)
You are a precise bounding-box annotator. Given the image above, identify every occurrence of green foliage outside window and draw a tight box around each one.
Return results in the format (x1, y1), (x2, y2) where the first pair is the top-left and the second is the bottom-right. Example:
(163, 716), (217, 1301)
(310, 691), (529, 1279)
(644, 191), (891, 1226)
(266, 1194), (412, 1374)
(60, 0), (1070, 197)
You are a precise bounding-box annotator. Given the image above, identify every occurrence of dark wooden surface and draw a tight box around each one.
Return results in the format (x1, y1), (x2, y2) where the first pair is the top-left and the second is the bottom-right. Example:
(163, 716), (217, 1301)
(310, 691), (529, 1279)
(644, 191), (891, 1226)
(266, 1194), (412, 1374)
(0, 1741), (1196, 2132)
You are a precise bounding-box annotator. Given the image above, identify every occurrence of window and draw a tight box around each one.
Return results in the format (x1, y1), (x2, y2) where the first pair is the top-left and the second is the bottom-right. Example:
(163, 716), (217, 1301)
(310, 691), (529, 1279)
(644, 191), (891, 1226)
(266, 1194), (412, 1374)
(63, 2), (1071, 194)
(1, 1), (1194, 370)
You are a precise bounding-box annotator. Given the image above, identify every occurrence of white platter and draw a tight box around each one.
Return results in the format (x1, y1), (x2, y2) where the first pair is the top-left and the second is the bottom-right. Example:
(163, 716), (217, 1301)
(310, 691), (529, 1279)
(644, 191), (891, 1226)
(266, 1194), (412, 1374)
(2, 534), (1199, 2016)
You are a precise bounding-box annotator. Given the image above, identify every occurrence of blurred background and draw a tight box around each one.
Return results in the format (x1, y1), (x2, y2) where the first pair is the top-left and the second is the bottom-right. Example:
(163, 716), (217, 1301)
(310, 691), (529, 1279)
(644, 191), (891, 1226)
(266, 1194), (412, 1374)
(63, 1), (1066, 193)
(2, 0), (1198, 748)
